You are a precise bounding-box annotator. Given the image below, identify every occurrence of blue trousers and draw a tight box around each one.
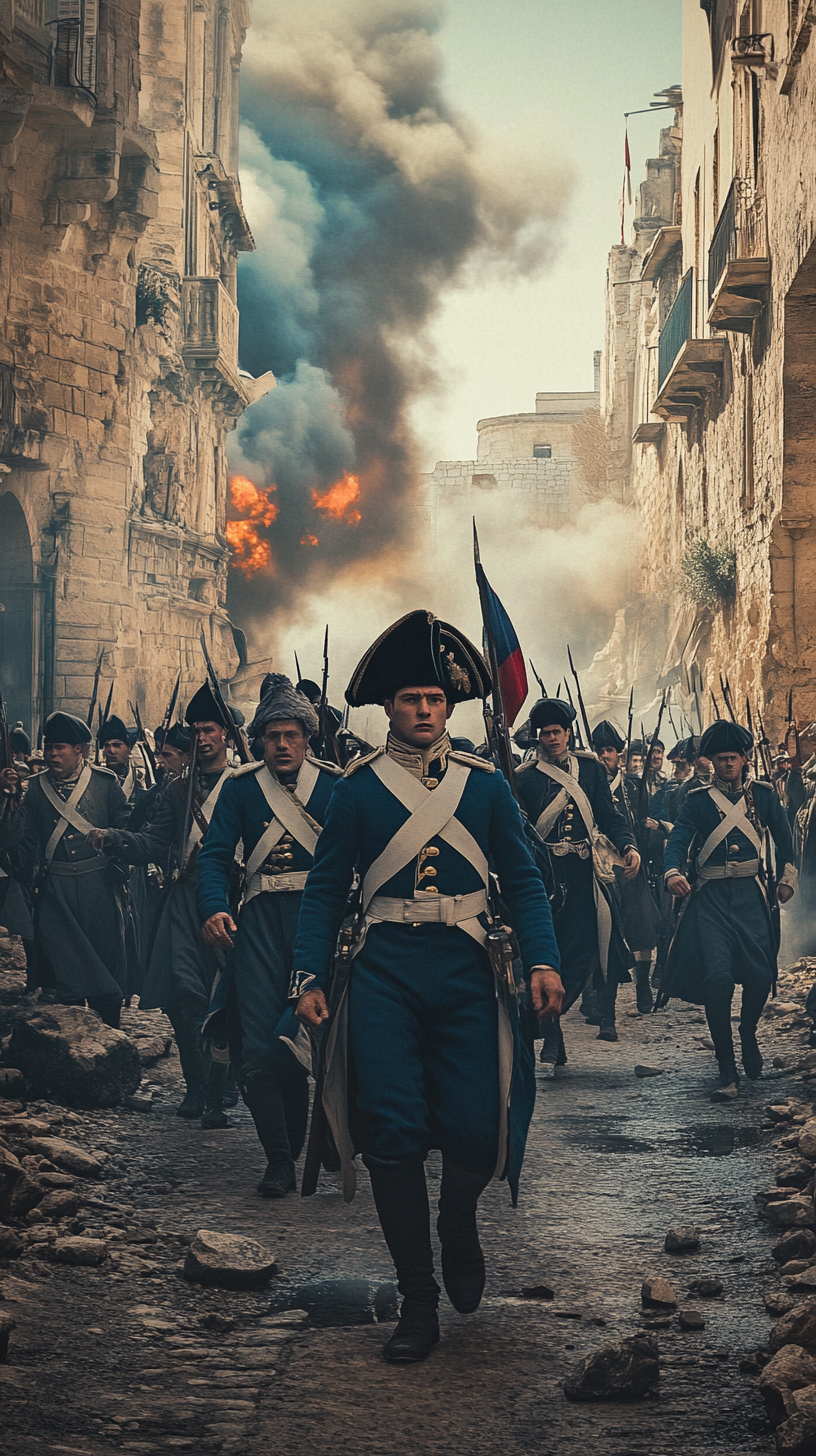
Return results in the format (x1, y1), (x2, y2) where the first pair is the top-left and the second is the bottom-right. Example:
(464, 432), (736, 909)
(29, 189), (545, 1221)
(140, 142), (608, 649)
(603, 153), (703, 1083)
(348, 923), (500, 1174)
(232, 893), (302, 1078)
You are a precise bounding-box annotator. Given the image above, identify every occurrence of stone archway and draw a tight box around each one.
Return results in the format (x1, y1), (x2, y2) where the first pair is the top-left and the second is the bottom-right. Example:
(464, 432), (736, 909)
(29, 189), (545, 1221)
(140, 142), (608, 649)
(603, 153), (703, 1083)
(0, 492), (34, 732)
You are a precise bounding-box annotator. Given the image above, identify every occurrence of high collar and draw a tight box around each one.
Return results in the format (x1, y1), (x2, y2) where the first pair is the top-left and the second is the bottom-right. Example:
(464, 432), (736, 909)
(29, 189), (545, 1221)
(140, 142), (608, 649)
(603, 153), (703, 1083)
(387, 730), (452, 783)
(538, 747), (572, 771)
(714, 775), (743, 797)
(49, 768), (82, 795)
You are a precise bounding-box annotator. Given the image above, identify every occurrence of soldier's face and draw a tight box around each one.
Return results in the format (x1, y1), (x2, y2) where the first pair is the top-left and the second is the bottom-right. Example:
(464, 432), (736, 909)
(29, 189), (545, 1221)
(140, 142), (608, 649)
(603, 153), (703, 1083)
(628, 753), (643, 775)
(711, 751), (746, 784)
(385, 687), (451, 747)
(263, 720), (308, 774)
(598, 747), (620, 772)
(538, 724), (569, 759)
(650, 748), (664, 772)
(158, 745), (188, 777)
(45, 742), (86, 778)
(194, 721), (228, 766)
(672, 759), (690, 781)
(102, 738), (130, 770)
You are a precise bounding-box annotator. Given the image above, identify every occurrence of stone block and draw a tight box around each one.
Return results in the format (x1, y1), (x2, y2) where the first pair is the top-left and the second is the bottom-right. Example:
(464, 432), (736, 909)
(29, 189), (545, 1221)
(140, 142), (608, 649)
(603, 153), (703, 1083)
(564, 1335), (659, 1401)
(9, 1005), (141, 1108)
(183, 1229), (278, 1289)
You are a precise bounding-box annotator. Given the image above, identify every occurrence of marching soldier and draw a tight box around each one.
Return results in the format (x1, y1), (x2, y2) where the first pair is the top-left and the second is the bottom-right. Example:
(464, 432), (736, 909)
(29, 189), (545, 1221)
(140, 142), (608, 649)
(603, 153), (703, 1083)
(293, 611), (562, 1364)
(97, 712), (157, 995)
(660, 720), (796, 1098)
(97, 715), (148, 800)
(0, 712), (131, 1026)
(514, 699), (639, 1061)
(88, 684), (238, 1123)
(591, 721), (661, 1013)
(196, 676), (341, 1198)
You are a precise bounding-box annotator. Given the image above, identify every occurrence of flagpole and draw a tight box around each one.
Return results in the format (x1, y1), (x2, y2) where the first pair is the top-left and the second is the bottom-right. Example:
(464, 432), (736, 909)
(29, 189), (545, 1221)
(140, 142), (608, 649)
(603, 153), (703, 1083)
(473, 519), (518, 798)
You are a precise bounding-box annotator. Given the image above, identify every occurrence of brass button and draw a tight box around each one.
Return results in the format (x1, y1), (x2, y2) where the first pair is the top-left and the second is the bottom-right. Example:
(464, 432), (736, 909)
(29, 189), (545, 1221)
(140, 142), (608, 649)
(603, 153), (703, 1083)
(423, 846), (439, 857)
(729, 844), (739, 852)
(423, 777), (439, 789)
(422, 885), (439, 894)
(420, 866), (437, 878)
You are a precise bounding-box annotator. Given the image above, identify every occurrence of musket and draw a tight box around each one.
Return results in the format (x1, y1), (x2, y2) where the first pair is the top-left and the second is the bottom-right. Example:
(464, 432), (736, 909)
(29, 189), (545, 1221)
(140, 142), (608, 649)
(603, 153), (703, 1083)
(529, 659), (547, 697)
(746, 698), (759, 778)
(564, 679), (584, 749)
(473, 521), (518, 796)
(129, 699), (158, 782)
(178, 731), (199, 878)
(317, 625), (330, 756)
(756, 704), (774, 779)
(294, 650), (303, 685)
(199, 632), (249, 764)
(86, 649), (104, 728)
(624, 686), (634, 763)
(101, 681), (114, 730)
(639, 689), (667, 815)
(710, 689), (721, 722)
(567, 644), (593, 752)
(720, 673), (737, 723)
(162, 672), (181, 733)
(785, 687), (802, 767)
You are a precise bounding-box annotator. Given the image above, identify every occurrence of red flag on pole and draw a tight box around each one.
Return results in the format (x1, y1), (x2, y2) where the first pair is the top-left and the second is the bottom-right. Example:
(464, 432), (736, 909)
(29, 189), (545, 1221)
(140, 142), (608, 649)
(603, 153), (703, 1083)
(620, 123), (632, 246)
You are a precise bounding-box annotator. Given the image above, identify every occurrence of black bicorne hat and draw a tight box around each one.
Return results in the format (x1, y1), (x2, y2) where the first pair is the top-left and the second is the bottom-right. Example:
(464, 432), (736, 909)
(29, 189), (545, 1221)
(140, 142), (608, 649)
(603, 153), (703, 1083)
(97, 714), (130, 747)
(185, 682), (238, 733)
(43, 711), (92, 746)
(666, 741), (687, 762)
(158, 721), (192, 753)
(528, 698), (576, 732)
(296, 679), (321, 705)
(10, 723), (30, 754)
(591, 719), (625, 752)
(345, 610), (491, 707)
(700, 720), (753, 758)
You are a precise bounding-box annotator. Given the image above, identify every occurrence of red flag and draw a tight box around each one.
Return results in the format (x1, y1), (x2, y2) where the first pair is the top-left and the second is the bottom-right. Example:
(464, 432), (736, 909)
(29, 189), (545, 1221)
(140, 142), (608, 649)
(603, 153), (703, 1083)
(620, 124), (632, 245)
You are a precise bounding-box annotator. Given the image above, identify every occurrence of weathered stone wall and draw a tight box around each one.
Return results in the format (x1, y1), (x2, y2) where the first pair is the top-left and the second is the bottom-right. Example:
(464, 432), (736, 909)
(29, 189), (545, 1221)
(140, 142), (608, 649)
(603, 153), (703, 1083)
(0, 0), (266, 735)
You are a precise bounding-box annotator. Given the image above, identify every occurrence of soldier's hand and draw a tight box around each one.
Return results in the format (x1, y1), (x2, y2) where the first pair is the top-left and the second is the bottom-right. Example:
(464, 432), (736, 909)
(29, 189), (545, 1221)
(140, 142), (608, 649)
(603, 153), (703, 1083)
(296, 988), (330, 1027)
(0, 768), (19, 798)
(201, 912), (237, 948)
(666, 873), (691, 897)
(86, 828), (111, 850)
(644, 817), (659, 830)
(622, 848), (641, 880)
(531, 967), (564, 1021)
(778, 883), (794, 905)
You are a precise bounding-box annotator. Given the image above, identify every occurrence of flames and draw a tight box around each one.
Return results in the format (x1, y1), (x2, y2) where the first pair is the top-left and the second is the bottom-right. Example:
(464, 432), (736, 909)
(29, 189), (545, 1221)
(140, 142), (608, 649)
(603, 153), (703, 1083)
(226, 475), (278, 577)
(227, 471), (363, 579)
(311, 472), (362, 525)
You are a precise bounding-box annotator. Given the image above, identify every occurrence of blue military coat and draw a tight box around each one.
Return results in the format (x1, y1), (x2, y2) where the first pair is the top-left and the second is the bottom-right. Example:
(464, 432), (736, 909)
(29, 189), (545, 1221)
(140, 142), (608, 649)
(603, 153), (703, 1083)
(291, 746), (560, 1203)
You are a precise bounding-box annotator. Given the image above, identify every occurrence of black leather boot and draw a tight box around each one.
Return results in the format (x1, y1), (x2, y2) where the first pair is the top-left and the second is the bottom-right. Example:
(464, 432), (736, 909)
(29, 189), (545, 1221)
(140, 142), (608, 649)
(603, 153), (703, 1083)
(705, 999), (739, 1098)
(739, 986), (767, 1080)
(244, 1074), (295, 1196)
(276, 1047), (310, 1161)
(597, 978), (619, 1041)
(364, 1155), (440, 1362)
(437, 1160), (491, 1314)
(201, 1059), (231, 1129)
(171, 1017), (207, 1117)
(635, 961), (654, 1014)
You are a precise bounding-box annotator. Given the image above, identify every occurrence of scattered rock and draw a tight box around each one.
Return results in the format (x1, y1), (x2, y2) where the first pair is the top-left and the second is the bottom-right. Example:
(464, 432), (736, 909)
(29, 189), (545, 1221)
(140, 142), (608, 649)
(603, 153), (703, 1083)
(0, 1117), (51, 1137)
(778, 1163), (815, 1191)
(634, 1065), (665, 1078)
(769, 1104), (799, 1123)
(198, 1313), (236, 1333)
(23, 1138), (102, 1179)
(123, 1093), (153, 1113)
(37, 1188), (79, 1220)
(688, 1277), (723, 1297)
(8, 1006), (142, 1108)
(0, 1223), (23, 1258)
(0, 1146), (43, 1219)
(51, 1236), (107, 1267)
(665, 1225), (700, 1253)
(781, 1260), (813, 1276)
(520, 1285), (554, 1300)
(760, 1346), (816, 1426)
(775, 1412), (816, 1455)
(799, 1122), (816, 1161)
(785, 1267), (816, 1292)
(641, 1276), (677, 1308)
(764, 1198), (816, 1230)
(183, 1229), (278, 1289)
(774, 1231), (816, 1265)
(130, 1033), (172, 1066)
(563, 1335), (659, 1401)
(0, 1069), (25, 1098)
(678, 1308), (705, 1330)
(0, 1312), (14, 1362)
(793, 1385), (816, 1418)
(770, 1301), (816, 1356)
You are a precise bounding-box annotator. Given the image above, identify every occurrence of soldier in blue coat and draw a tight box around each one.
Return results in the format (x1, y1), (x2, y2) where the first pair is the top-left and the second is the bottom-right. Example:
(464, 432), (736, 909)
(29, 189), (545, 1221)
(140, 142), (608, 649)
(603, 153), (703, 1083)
(660, 720), (797, 1098)
(293, 610), (563, 1364)
(196, 677), (341, 1197)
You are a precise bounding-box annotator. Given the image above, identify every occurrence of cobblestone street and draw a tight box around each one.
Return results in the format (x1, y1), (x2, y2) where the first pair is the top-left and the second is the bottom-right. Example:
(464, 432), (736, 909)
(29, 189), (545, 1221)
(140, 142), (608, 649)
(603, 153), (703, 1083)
(2, 937), (816, 1455)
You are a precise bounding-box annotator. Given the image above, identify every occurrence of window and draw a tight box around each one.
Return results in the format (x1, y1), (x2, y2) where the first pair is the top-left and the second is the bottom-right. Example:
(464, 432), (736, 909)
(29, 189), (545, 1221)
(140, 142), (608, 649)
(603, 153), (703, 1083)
(533, 444), (552, 459)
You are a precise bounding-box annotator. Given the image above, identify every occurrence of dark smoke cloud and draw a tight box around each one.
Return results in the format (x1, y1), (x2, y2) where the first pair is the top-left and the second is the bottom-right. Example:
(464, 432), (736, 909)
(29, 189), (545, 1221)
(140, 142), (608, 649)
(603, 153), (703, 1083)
(228, 0), (567, 634)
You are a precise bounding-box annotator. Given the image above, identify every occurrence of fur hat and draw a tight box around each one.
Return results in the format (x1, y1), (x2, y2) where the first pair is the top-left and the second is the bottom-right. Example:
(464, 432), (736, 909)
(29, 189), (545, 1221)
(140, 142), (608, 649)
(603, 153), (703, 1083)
(249, 676), (319, 739)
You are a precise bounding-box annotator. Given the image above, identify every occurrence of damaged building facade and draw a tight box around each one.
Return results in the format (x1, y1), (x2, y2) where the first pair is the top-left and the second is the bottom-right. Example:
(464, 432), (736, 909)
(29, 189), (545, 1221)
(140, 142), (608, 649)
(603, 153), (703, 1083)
(0, 0), (271, 734)
(592, 0), (816, 740)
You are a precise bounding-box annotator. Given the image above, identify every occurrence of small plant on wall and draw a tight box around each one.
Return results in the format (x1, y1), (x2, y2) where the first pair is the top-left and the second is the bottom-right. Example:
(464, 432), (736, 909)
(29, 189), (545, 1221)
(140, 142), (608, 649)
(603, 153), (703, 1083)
(680, 537), (736, 608)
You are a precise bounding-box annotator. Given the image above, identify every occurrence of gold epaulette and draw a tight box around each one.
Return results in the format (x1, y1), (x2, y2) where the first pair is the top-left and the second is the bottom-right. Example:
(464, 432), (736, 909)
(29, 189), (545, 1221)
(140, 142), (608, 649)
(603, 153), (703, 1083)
(449, 750), (495, 773)
(232, 759), (264, 776)
(343, 746), (385, 777)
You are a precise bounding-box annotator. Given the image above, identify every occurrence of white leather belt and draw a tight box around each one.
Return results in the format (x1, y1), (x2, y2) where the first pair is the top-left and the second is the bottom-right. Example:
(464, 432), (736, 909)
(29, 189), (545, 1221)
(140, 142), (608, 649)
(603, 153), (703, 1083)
(550, 839), (591, 858)
(245, 870), (309, 901)
(696, 859), (759, 882)
(367, 889), (487, 926)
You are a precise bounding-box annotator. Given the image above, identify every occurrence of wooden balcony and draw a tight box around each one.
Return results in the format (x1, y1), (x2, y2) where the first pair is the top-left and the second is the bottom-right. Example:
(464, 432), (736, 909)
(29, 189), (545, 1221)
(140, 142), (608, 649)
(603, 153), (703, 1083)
(632, 422), (665, 445)
(652, 340), (728, 421)
(707, 180), (770, 333)
(181, 277), (247, 412)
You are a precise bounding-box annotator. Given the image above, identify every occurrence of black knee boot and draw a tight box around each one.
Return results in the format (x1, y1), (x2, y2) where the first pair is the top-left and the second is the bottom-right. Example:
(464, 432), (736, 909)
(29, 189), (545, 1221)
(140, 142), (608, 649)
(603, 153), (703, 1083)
(171, 1017), (208, 1118)
(364, 1155), (440, 1362)
(88, 993), (122, 1029)
(243, 1075), (295, 1196)
(635, 959), (654, 1014)
(202, 1059), (231, 1129)
(597, 978), (619, 1041)
(278, 1055), (309, 1161)
(739, 984), (768, 1079)
(705, 999), (739, 1096)
(437, 1159), (491, 1314)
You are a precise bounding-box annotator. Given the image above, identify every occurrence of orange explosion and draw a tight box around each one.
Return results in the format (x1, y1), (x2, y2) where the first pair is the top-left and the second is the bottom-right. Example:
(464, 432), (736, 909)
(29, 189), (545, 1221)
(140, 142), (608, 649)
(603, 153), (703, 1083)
(300, 533), (319, 547)
(226, 474), (278, 577)
(311, 472), (362, 525)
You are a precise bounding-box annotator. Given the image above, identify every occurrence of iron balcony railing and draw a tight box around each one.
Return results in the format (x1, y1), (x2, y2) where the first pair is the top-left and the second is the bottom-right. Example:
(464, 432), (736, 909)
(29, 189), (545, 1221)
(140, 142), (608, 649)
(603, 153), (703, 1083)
(709, 179), (737, 303)
(46, 0), (97, 97)
(658, 268), (693, 390)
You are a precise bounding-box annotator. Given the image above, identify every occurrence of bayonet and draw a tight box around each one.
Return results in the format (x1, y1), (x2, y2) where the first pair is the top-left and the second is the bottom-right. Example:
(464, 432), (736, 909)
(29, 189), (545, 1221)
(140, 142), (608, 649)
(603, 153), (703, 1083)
(129, 699), (158, 783)
(567, 645), (593, 752)
(564, 679), (584, 749)
(199, 632), (249, 763)
(624, 686), (634, 763)
(529, 659), (547, 696)
(295, 650), (303, 684)
(162, 672), (181, 733)
(86, 649), (104, 728)
(639, 689), (667, 814)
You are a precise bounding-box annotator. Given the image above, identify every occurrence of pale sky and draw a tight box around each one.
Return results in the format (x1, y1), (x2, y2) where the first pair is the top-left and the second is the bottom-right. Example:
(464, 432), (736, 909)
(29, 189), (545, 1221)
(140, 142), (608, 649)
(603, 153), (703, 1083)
(412, 0), (683, 468)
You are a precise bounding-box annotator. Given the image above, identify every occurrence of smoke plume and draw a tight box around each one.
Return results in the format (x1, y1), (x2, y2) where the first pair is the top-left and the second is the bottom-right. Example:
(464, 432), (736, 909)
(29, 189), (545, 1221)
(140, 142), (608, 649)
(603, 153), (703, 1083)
(229, 0), (567, 633)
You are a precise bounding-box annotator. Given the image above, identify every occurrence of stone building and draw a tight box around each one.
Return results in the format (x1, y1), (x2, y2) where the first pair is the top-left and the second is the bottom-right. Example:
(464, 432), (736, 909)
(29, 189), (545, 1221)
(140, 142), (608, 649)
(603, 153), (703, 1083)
(425, 354), (601, 538)
(0, 0), (271, 736)
(591, 2), (816, 739)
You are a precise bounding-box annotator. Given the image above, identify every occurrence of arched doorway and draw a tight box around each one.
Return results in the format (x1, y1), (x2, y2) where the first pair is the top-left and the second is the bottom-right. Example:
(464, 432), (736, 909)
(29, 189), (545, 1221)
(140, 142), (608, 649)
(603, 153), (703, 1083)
(0, 493), (34, 733)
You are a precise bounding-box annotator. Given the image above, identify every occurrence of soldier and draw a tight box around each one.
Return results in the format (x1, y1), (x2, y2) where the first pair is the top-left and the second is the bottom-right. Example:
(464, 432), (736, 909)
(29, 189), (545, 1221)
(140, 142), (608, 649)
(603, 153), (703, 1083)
(196, 677), (341, 1198)
(88, 684), (238, 1123)
(155, 722), (192, 782)
(660, 720), (796, 1098)
(293, 610), (562, 1364)
(0, 711), (131, 1026)
(591, 721), (661, 1013)
(97, 715), (148, 799)
(513, 698), (639, 1062)
(666, 741), (692, 787)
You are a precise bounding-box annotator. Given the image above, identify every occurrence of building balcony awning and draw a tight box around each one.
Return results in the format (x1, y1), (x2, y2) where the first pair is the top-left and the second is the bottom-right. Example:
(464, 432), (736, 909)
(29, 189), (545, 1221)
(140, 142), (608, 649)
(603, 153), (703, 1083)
(632, 422), (665, 445)
(641, 226), (682, 281)
(707, 257), (770, 332)
(652, 339), (728, 420)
